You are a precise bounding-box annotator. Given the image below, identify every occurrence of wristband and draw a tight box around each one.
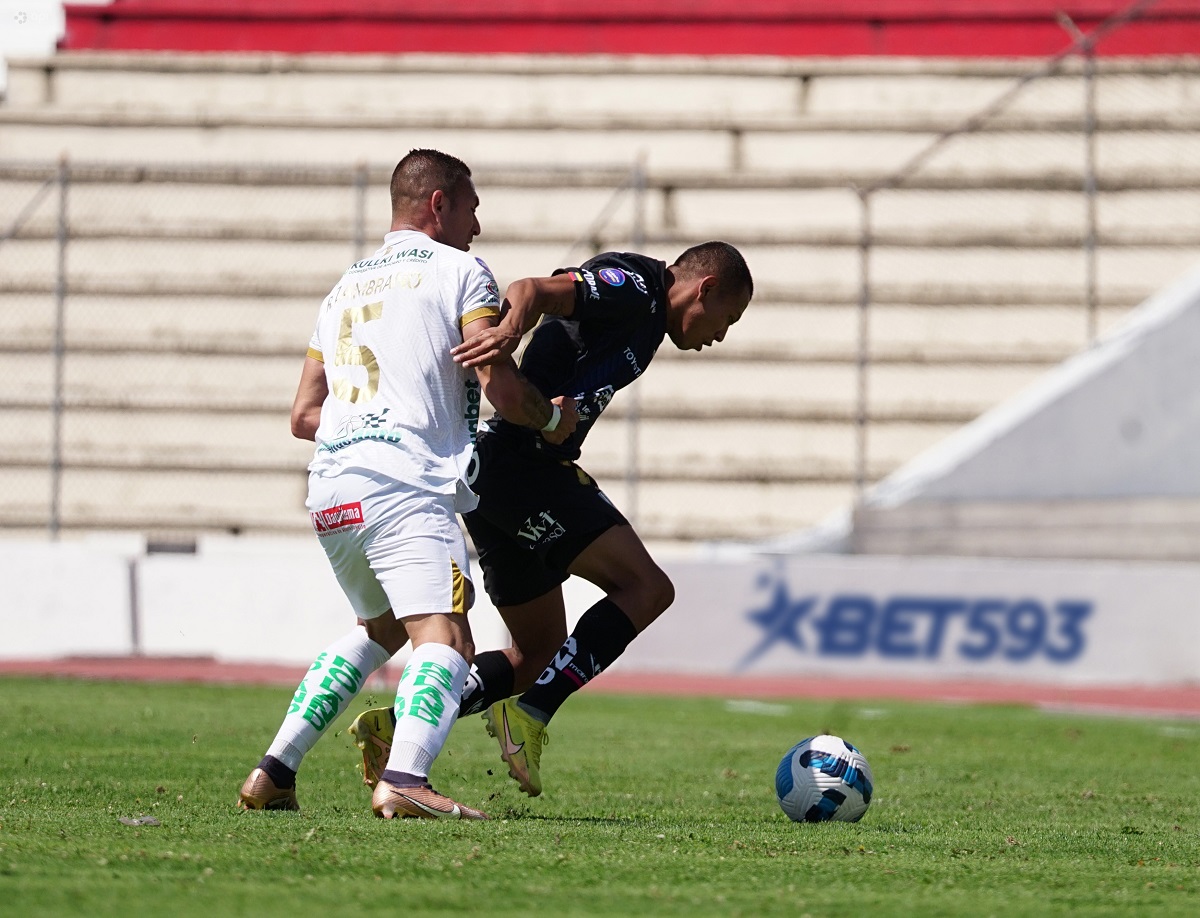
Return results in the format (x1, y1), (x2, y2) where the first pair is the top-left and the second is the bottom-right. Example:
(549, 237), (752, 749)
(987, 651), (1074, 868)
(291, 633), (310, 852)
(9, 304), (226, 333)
(541, 403), (562, 433)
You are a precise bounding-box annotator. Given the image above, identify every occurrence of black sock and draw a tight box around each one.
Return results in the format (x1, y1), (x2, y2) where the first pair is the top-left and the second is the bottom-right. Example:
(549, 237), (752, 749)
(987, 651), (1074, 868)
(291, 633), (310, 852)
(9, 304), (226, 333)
(519, 597), (638, 723)
(380, 769), (426, 788)
(459, 651), (516, 718)
(257, 754), (296, 789)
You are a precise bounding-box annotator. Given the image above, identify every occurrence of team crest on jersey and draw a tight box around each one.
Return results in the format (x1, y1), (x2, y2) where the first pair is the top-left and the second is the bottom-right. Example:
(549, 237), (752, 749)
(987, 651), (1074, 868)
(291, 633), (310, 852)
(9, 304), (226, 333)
(598, 267), (626, 286)
(311, 502), (365, 535)
(573, 384), (614, 421)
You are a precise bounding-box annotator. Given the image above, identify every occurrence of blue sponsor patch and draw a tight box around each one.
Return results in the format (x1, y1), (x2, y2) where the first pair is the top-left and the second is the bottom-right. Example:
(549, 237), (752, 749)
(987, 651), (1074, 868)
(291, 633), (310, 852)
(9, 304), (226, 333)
(598, 267), (626, 286)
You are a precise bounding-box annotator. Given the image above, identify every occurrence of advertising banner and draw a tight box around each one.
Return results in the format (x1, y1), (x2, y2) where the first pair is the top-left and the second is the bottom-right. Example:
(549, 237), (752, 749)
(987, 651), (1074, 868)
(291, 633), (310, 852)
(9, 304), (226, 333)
(4, 539), (1197, 688)
(616, 554), (1200, 686)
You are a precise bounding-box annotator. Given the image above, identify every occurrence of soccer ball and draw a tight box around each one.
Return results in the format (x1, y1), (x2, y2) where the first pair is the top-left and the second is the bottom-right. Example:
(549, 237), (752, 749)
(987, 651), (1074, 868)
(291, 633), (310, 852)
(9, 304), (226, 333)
(775, 734), (874, 823)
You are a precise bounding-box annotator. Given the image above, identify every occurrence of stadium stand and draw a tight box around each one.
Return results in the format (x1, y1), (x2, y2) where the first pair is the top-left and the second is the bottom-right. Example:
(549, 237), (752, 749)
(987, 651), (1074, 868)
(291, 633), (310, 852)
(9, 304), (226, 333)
(1, 1), (1198, 546)
(835, 264), (1200, 562)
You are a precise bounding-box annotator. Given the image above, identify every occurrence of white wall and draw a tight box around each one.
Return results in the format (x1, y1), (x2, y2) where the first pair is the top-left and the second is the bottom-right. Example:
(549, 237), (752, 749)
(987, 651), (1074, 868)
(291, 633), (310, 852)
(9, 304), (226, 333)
(1, 537), (1195, 686)
(0, 538), (132, 657)
(133, 535), (571, 668)
(869, 262), (1200, 506)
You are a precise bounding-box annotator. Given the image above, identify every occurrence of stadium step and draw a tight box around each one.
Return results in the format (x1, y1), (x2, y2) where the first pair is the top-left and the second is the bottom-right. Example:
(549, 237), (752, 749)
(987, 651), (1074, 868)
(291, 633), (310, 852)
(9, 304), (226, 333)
(2, 52), (1198, 541)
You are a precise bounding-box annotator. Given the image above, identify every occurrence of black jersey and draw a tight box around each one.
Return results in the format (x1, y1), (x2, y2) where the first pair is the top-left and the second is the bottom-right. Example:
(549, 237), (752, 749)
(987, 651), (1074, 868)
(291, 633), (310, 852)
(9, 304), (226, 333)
(484, 251), (669, 461)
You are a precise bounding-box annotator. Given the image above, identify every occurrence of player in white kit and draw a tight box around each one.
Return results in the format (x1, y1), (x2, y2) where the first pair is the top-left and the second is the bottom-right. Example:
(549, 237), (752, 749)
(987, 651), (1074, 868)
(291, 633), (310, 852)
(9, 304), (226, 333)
(237, 149), (577, 820)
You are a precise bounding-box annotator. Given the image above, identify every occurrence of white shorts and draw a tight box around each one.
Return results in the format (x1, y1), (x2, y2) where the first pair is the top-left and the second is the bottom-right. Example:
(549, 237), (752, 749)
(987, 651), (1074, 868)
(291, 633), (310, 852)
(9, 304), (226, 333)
(306, 469), (474, 622)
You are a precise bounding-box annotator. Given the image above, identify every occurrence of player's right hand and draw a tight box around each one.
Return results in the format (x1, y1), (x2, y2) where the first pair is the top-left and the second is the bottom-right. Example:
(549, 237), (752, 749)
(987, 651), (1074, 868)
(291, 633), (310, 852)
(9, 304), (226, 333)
(541, 396), (578, 445)
(452, 324), (522, 368)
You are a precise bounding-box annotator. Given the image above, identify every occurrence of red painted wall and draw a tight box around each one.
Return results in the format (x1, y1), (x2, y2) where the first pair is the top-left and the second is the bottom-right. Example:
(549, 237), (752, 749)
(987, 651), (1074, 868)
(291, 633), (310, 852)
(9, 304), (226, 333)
(63, 1), (1200, 56)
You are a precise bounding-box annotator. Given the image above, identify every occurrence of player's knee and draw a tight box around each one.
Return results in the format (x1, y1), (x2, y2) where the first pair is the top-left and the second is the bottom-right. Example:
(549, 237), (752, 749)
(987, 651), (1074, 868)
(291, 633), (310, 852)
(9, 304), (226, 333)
(603, 560), (674, 627)
(643, 567), (675, 619)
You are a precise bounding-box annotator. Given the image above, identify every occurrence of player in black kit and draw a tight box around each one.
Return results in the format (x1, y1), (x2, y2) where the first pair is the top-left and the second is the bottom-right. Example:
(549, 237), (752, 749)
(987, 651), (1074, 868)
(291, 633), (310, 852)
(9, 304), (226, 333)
(349, 241), (753, 799)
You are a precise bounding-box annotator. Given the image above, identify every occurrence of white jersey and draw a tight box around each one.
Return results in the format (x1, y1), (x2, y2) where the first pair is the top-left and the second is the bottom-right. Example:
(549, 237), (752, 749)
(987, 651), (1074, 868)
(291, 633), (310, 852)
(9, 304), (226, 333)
(306, 230), (500, 506)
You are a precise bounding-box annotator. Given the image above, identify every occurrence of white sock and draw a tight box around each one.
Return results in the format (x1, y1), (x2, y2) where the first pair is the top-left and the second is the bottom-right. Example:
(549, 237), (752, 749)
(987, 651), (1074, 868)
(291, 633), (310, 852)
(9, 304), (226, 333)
(266, 626), (391, 770)
(385, 642), (469, 780)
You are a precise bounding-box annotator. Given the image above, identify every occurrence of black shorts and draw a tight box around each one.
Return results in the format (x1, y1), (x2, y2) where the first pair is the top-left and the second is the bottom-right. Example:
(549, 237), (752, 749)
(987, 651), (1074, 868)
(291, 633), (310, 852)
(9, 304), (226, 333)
(463, 432), (627, 607)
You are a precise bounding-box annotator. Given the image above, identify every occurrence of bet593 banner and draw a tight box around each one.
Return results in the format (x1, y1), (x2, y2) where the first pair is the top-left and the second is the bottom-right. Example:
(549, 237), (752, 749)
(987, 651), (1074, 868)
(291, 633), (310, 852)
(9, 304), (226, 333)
(614, 554), (1200, 685)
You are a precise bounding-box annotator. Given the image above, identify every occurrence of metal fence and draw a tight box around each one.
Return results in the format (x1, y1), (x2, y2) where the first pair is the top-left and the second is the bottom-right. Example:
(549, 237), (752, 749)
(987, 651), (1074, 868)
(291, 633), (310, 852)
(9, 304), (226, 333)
(1, 0), (1197, 542)
(0, 161), (649, 538)
(845, 0), (1191, 498)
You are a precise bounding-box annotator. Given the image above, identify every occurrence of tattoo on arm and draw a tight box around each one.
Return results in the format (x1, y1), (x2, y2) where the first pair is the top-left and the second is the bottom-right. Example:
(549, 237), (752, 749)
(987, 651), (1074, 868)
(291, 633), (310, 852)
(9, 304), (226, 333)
(512, 363), (553, 429)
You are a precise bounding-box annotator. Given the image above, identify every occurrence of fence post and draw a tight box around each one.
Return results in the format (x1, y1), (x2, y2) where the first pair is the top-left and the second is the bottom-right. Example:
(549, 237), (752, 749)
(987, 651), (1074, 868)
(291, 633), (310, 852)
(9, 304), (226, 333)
(353, 160), (369, 261)
(853, 187), (873, 502)
(128, 556), (143, 656)
(49, 155), (70, 539)
(1081, 44), (1099, 345)
(1057, 11), (1103, 347)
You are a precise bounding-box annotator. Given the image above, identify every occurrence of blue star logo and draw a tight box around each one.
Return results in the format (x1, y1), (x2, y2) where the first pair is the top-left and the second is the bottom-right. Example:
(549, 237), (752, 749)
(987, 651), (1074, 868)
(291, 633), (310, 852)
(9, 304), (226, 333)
(736, 568), (816, 671)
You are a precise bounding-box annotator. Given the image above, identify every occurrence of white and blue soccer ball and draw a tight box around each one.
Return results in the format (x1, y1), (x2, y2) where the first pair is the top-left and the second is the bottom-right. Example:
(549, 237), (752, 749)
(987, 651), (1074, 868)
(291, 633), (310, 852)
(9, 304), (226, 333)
(775, 734), (874, 823)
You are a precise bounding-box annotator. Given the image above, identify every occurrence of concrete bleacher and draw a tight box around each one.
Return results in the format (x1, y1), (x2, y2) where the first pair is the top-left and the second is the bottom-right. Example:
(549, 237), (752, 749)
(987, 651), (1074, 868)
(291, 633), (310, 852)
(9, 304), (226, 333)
(850, 498), (1200, 562)
(2, 52), (1198, 542)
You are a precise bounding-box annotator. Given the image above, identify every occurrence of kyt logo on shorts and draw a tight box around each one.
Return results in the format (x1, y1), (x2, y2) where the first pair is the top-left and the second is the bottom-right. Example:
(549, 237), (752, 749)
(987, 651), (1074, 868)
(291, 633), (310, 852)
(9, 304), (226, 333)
(311, 502), (365, 534)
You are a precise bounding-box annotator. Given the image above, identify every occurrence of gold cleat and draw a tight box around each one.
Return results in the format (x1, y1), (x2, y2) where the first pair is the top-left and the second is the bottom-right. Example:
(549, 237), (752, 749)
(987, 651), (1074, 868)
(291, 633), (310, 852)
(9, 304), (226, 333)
(348, 706), (395, 788)
(237, 767), (299, 812)
(371, 780), (488, 820)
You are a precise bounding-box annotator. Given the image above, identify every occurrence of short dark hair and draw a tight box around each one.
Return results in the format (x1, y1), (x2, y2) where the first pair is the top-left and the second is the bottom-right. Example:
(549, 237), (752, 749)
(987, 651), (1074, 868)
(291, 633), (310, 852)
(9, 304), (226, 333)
(390, 149), (473, 218)
(673, 241), (753, 301)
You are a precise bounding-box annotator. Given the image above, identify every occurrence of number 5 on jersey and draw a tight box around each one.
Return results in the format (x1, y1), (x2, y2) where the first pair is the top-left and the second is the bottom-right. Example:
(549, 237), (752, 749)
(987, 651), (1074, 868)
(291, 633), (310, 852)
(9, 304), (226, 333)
(332, 301), (383, 404)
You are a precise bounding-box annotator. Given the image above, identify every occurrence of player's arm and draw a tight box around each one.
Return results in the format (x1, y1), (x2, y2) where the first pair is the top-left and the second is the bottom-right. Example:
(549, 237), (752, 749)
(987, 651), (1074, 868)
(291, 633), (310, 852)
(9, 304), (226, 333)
(291, 355), (327, 441)
(451, 274), (576, 369)
(462, 315), (578, 445)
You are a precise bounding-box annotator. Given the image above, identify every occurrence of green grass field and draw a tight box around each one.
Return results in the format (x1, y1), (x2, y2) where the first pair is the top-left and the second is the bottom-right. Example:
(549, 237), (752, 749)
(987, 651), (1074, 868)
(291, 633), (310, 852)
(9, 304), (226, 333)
(1, 676), (1196, 916)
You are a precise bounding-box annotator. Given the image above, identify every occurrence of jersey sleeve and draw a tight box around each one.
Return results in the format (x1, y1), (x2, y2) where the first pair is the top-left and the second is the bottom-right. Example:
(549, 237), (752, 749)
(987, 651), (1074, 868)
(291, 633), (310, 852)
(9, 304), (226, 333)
(554, 264), (652, 325)
(459, 256), (503, 329)
(307, 325), (323, 362)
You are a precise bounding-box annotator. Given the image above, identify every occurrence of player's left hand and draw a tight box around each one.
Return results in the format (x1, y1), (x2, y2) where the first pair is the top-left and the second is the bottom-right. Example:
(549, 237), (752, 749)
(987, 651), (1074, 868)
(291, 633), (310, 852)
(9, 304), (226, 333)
(452, 326), (522, 367)
(540, 396), (578, 445)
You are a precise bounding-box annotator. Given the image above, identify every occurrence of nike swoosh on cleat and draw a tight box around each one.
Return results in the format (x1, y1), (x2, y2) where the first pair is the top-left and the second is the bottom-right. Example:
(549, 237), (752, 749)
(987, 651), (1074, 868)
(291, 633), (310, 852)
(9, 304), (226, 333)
(398, 793), (461, 819)
(500, 706), (524, 757)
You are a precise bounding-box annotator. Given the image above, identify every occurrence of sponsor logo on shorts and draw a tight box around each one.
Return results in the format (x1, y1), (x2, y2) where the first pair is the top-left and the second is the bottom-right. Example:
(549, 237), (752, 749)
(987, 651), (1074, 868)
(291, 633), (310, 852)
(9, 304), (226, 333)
(311, 502), (365, 534)
(517, 511), (566, 545)
(598, 267), (625, 286)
